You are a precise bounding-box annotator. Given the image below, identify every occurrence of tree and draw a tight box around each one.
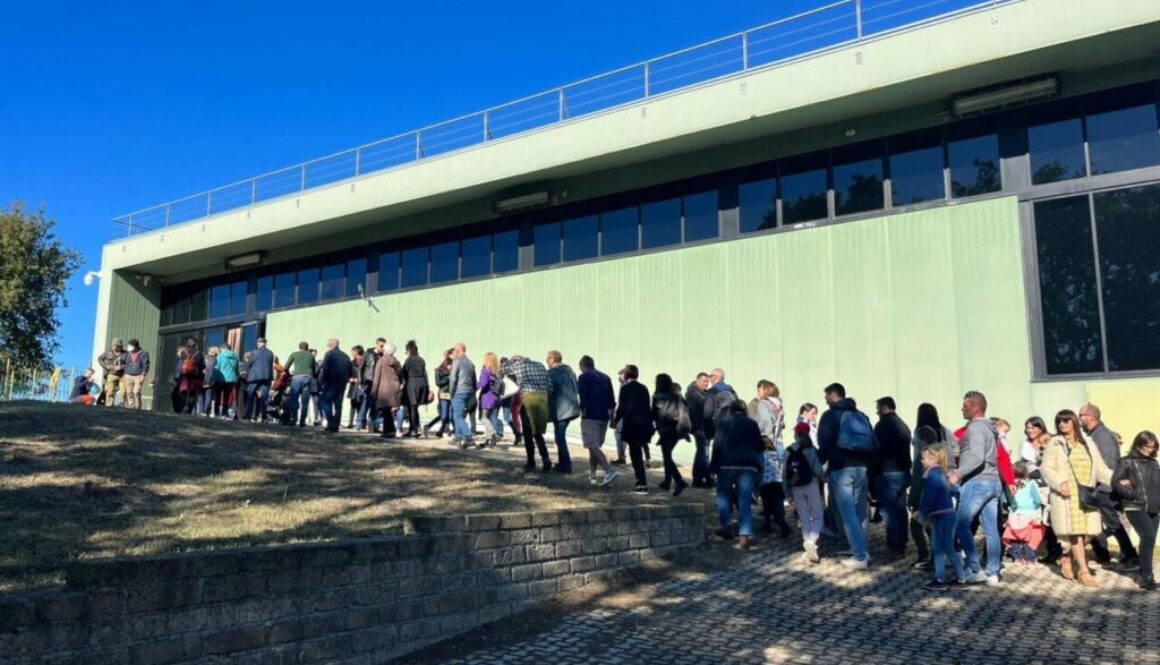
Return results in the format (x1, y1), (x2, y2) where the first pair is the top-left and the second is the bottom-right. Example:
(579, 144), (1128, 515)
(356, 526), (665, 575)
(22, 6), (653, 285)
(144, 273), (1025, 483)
(0, 202), (82, 367)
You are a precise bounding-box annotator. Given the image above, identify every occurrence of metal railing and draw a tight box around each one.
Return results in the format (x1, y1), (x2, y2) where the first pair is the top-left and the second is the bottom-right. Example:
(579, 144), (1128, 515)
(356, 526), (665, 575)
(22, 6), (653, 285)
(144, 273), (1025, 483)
(0, 362), (78, 403)
(112, 0), (1015, 236)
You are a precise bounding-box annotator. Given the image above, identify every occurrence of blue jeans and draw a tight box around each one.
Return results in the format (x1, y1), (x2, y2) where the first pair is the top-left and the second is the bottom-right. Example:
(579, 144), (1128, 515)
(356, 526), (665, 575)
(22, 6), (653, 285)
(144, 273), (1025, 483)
(319, 384), (344, 429)
(873, 470), (911, 554)
(716, 468), (757, 537)
(356, 384), (373, 429)
(245, 381), (270, 421)
(553, 419), (574, 473)
(451, 392), (471, 439)
(692, 432), (711, 485)
(288, 376), (312, 424)
(956, 478), (1002, 577)
(829, 466), (870, 561)
(932, 513), (965, 583)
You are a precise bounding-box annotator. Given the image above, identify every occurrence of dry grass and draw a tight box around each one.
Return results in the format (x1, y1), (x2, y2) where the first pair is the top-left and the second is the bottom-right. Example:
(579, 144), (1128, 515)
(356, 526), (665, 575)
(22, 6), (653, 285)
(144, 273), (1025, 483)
(0, 402), (711, 593)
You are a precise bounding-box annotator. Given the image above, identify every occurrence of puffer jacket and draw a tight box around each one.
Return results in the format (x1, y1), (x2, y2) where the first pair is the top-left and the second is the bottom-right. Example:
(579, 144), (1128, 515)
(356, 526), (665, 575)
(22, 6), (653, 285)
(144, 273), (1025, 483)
(651, 392), (685, 437)
(1113, 452), (1160, 513)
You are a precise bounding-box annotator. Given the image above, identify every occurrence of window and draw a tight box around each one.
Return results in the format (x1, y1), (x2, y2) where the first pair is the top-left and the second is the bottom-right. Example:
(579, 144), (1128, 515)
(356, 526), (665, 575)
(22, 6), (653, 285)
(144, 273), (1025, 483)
(320, 264), (344, 301)
(274, 272), (295, 308)
(430, 241), (459, 283)
(683, 191), (718, 242)
(256, 276), (273, 311)
(346, 258), (367, 297)
(1028, 116), (1085, 184)
(1093, 184), (1160, 372)
(460, 236), (491, 278)
(739, 179), (776, 233)
(493, 230), (519, 273)
(401, 247), (428, 288)
(601, 206), (639, 256)
(189, 289), (207, 321)
(833, 152), (884, 216)
(1033, 196), (1103, 375)
(781, 161), (828, 225)
(641, 198), (681, 249)
(377, 252), (399, 292)
(1087, 103), (1160, 175)
(297, 268), (319, 304)
(948, 133), (1000, 197)
(229, 281), (247, 315)
(209, 284), (230, 319)
(563, 216), (598, 262)
(534, 222), (561, 267)
(889, 141), (944, 205)
(204, 328), (225, 351)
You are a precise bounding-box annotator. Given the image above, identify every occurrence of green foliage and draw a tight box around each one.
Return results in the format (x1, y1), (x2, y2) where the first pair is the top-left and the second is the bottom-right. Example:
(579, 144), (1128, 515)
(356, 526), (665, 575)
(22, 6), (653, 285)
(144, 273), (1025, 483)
(0, 202), (83, 366)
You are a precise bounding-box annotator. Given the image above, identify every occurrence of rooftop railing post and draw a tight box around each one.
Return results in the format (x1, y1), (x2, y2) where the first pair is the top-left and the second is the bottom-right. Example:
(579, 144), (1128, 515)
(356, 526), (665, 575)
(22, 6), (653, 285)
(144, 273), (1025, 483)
(206, 191), (213, 216)
(558, 89), (565, 121)
(644, 61), (651, 98)
(742, 31), (749, 70)
(483, 110), (490, 142)
(855, 0), (863, 40)
(165, 204), (171, 227)
(250, 179), (257, 205)
(354, 148), (362, 177)
(300, 164), (307, 192)
(415, 131), (422, 159)
(128, 215), (135, 236)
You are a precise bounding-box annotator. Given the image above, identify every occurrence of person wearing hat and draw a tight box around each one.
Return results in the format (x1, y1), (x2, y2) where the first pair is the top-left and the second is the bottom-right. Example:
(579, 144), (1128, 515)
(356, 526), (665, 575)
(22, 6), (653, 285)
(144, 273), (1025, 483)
(786, 420), (825, 562)
(96, 338), (127, 407)
(245, 337), (276, 423)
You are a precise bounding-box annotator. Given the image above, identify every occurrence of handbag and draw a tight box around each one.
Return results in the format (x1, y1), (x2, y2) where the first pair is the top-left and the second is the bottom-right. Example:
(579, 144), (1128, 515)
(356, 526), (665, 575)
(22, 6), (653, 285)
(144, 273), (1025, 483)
(1064, 441), (1101, 510)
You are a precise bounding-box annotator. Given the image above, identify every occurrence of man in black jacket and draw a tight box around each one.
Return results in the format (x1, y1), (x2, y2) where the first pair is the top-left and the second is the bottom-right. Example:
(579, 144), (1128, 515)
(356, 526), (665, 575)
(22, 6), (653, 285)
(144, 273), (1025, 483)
(1079, 403), (1140, 568)
(817, 382), (875, 569)
(685, 372), (713, 487)
(872, 396), (912, 558)
(318, 338), (353, 433)
(357, 338), (385, 432)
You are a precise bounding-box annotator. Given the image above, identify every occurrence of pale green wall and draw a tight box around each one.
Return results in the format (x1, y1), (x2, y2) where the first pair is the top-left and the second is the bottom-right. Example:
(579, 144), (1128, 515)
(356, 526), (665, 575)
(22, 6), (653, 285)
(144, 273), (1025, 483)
(104, 271), (161, 408)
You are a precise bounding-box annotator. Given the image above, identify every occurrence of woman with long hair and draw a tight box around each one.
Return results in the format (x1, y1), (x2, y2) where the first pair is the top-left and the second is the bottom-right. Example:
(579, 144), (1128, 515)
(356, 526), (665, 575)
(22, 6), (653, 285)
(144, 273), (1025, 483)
(400, 340), (429, 438)
(908, 403), (956, 569)
(1040, 409), (1113, 587)
(1022, 415), (1063, 563)
(477, 352), (503, 448)
(1112, 431), (1160, 590)
(425, 348), (454, 437)
(651, 373), (688, 497)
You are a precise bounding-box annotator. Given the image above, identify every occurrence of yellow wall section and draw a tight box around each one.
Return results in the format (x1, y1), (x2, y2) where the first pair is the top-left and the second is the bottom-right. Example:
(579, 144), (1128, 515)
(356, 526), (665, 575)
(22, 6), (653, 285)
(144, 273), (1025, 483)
(267, 197), (1160, 441)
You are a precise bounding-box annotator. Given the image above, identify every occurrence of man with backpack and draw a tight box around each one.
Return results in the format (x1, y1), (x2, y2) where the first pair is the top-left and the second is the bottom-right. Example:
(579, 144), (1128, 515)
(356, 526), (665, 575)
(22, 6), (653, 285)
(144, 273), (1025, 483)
(950, 390), (1003, 586)
(817, 382), (876, 569)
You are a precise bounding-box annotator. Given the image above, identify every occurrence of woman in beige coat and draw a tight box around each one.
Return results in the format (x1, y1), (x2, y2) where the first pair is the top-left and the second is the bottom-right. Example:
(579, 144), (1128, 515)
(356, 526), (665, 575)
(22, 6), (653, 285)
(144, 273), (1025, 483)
(1040, 409), (1113, 588)
(371, 342), (403, 439)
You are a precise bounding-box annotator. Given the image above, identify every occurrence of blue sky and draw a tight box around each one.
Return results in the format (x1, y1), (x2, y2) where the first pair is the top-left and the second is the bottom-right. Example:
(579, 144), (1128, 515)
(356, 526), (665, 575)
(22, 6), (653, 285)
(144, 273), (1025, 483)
(0, 0), (822, 369)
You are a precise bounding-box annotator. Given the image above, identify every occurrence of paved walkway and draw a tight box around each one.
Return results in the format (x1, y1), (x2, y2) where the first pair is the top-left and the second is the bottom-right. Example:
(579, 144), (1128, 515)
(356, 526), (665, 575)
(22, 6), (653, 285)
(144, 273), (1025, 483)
(421, 529), (1158, 665)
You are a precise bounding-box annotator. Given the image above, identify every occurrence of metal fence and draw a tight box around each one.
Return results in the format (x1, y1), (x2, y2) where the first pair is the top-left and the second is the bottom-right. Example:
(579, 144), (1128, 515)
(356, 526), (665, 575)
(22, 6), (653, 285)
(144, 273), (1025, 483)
(112, 0), (1019, 236)
(0, 362), (79, 403)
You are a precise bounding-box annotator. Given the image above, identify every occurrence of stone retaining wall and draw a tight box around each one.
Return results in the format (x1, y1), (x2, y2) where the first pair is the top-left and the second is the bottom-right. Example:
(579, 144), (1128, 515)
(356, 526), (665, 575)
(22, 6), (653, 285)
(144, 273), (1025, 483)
(0, 504), (705, 665)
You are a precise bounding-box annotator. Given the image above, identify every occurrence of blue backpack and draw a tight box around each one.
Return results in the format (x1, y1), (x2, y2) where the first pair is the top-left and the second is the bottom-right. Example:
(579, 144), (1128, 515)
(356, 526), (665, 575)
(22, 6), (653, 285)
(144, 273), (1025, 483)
(837, 410), (876, 453)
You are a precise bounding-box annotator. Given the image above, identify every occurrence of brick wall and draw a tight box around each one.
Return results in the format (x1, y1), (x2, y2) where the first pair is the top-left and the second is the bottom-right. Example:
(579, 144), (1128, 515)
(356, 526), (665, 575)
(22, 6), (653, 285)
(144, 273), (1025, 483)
(0, 504), (705, 665)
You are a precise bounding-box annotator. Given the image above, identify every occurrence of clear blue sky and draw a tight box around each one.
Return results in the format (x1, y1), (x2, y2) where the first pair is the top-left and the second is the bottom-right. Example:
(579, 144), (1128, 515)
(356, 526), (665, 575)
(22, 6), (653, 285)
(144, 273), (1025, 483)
(0, 0), (823, 370)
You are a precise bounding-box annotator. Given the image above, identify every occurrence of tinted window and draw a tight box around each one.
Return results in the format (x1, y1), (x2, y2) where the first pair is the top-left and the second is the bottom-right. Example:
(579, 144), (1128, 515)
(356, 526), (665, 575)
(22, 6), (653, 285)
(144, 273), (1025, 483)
(189, 289), (207, 321)
(781, 166), (828, 224)
(833, 155), (884, 216)
(320, 264), (344, 301)
(739, 179), (776, 233)
(256, 276), (273, 311)
(160, 300), (174, 327)
(1087, 104), (1160, 175)
(1034, 196), (1103, 375)
(890, 144), (944, 205)
(949, 133), (1000, 197)
(1028, 117), (1085, 184)
(461, 236), (491, 278)
(641, 198), (681, 249)
(683, 191), (718, 242)
(563, 215), (598, 262)
(493, 230), (519, 273)
(534, 222), (561, 267)
(401, 247), (428, 288)
(171, 294), (191, 325)
(601, 206), (638, 256)
(230, 281), (247, 315)
(209, 284), (230, 319)
(377, 252), (399, 292)
(1094, 184), (1160, 372)
(430, 241), (459, 283)
(274, 272), (295, 308)
(346, 258), (367, 297)
(297, 268), (319, 304)
(204, 328), (225, 351)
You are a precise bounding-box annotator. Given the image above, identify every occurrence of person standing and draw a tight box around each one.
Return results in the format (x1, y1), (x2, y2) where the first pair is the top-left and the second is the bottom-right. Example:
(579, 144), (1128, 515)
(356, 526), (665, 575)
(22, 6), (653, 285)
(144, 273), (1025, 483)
(120, 338), (150, 410)
(613, 364), (653, 494)
(711, 398), (765, 548)
(1041, 409), (1113, 588)
(477, 352), (504, 448)
(358, 339), (385, 433)
(371, 342), (403, 439)
(786, 421), (825, 562)
(97, 338), (127, 407)
(346, 345), (364, 429)
(244, 338), (275, 423)
(200, 347), (221, 416)
(175, 339), (205, 414)
(400, 341), (430, 438)
(907, 404), (956, 570)
(916, 443), (966, 591)
(449, 343), (477, 448)
(576, 355), (617, 486)
(754, 380), (788, 537)
(816, 382), (875, 570)
(510, 355), (553, 471)
(425, 349), (453, 438)
(284, 342), (316, 428)
(1078, 403), (1141, 569)
(1112, 431), (1160, 591)
(872, 396), (913, 559)
(318, 338), (352, 433)
(685, 372), (713, 487)
(216, 342), (240, 419)
(546, 350), (580, 474)
(651, 373), (689, 497)
(949, 391), (1004, 586)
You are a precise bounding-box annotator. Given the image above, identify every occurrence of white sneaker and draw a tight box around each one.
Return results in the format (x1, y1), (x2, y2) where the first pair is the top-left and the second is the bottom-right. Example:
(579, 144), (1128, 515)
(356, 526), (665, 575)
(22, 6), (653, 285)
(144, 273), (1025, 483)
(601, 470), (619, 486)
(984, 574), (1001, 587)
(589, 477), (599, 485)
(965, 570), (989, 585)
(840, 557), (868, 570)
(804, 541), (820, 563)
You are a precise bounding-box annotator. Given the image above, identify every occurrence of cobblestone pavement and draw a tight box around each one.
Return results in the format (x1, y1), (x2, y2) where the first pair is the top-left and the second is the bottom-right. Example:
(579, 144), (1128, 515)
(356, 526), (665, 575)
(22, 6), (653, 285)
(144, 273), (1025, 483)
(423, 526), (1158, 665)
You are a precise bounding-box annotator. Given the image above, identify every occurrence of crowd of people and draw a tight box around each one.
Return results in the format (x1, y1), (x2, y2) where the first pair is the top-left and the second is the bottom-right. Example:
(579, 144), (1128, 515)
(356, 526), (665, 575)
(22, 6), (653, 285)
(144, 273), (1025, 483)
(80, 335), (1158, 593)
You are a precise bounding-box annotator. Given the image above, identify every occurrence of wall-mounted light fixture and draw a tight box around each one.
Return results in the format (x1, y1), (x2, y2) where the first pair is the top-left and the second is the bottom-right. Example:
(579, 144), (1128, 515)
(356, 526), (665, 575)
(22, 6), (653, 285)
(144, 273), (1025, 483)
(82, 271), (101, 287)
(493, 191), (551, 215)
(225, 251), (264, 270)
(952, 76), (1059, 118)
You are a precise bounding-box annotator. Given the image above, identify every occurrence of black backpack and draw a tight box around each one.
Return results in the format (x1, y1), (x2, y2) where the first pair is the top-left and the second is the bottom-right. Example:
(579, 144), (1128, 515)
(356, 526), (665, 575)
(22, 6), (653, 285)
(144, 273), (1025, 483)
(786, 445), (815, 487)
